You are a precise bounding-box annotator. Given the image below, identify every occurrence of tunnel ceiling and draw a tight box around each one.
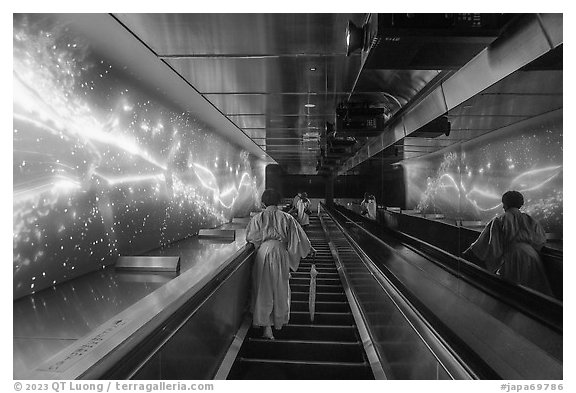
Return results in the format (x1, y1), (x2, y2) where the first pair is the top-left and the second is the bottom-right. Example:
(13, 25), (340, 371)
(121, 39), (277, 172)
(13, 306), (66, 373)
(111, 13), (561, 176)
(112, 13), (364, 175)
(111, 13), (454, 175)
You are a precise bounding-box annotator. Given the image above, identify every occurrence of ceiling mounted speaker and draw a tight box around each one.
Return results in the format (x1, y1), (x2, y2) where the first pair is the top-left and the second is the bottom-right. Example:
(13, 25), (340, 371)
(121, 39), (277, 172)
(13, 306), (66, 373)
(346, 20), (364, 56)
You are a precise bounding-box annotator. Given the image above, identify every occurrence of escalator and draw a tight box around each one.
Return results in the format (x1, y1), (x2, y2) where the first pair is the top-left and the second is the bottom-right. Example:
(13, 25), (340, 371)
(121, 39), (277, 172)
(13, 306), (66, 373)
(323, 204), (562, 380)
(67, 208), (474, 380)
(227, 216), (375, 379)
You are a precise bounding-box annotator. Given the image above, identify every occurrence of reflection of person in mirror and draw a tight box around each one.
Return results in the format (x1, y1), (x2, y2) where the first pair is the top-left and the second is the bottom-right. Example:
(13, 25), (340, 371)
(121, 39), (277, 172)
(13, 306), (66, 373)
(360, 193), (377, 220)
(246, 189), (316, 339)
(292, 192), (301, 211)
(296, 192), (311, 228)
(463, 191), (553, 296)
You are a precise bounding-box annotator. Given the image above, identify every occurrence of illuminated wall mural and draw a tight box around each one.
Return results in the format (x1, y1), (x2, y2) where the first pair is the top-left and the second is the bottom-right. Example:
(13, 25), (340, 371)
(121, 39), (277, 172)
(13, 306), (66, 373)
(403, 111), (562, 234)
(13, 14), (265, 299)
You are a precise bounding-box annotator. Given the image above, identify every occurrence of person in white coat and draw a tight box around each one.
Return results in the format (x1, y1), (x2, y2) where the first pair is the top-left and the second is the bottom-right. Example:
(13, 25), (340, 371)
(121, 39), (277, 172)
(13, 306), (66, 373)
(291, 192), (301, 211)
(360, 193), (377, 220)
(246, 189), (316, 339)
(464, 190), (553, 296)
(296, 192), (311, 228)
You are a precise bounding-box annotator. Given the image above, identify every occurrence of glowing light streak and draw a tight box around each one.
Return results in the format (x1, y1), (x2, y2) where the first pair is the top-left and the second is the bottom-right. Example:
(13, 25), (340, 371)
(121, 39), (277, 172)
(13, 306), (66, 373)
(14, 70), (166, 171)
(220, 186), (238, 198)
(510, 165), (562, 192)
(13, 175), (81, 203)
(192, 163), (219, 195)
(94, 172), (165, 186)
(52, 179), (82, 193)
(464, 187), (503, 212)
(467, 199), (503, 212)
(192, 163), (254, 209)
(438, 174), (461, 193)
(466, 187), (501, 200)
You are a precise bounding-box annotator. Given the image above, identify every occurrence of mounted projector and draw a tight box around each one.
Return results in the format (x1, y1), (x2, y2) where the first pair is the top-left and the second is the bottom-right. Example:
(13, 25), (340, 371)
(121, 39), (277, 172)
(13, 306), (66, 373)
(410, 115), (451, 138)
(361, 13), (516, 69)
(335, 104), (386, 137)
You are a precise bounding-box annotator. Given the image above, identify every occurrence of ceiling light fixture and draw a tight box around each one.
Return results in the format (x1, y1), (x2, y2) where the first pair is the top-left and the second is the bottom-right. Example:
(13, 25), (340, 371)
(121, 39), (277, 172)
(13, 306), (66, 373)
(346, 20), (364, 56)
(304, 103), (316, 108)
(310, 67), (317, 71)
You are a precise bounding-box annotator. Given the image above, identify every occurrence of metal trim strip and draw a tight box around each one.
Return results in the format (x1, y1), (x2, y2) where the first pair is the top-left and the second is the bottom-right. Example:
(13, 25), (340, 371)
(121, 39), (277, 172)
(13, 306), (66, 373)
(213, 316), (252, 380)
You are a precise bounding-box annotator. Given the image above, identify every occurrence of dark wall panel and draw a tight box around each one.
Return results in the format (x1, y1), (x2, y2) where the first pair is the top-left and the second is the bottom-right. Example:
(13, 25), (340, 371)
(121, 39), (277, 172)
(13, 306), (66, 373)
(265, 164), (330, 200)
(335, 167), (406, 208)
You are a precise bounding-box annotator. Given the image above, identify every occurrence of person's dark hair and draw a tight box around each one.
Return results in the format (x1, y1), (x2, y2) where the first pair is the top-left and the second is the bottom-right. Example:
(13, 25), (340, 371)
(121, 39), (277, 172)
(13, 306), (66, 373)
(261, 189), (282, 207)
(502, 190), (524, 209)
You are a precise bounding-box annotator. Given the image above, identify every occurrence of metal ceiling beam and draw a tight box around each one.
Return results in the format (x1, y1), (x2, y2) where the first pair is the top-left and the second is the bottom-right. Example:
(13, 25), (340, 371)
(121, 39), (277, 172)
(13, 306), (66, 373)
(158, 53), (353, 59)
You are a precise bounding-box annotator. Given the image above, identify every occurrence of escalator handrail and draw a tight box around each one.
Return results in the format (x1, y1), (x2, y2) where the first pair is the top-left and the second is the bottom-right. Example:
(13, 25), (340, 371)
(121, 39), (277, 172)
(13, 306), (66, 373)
(102, 243), (256, 380)
(320, 204), (478, 380)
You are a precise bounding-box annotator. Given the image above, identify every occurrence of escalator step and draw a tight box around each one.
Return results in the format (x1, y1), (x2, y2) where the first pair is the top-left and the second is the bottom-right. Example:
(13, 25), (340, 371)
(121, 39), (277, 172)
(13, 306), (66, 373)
(301, 260), (333, 264)
(299, 268), (337, 273)
(291, 271), (340, 278)
(299, 264), (336, 270)
(290, 311), (354, 325)
(247, 324), (358, 342)
(240, 338), (365, 362)
(228, 358), (374, 380)
(291, 284), (343, 293)
(291, 291), (347, 302)
(290, 278), (341, 286)
(292, 300), (350, 313)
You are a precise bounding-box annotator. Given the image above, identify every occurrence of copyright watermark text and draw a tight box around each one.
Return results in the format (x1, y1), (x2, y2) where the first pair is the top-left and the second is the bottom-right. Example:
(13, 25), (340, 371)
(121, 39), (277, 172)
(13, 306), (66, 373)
(13, 382), (214, 393)
(501, 383), (563, 392)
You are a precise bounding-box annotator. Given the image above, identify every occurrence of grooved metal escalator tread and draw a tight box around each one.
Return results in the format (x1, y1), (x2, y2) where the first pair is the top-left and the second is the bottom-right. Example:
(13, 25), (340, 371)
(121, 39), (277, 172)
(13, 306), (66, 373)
(227, 216), (374, 380)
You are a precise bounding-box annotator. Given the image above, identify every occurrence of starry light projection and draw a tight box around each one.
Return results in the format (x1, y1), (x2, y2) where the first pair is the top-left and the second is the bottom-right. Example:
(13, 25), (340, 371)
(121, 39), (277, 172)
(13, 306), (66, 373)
(13, 15), (264, 299)
(403, 114), (562, 234)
